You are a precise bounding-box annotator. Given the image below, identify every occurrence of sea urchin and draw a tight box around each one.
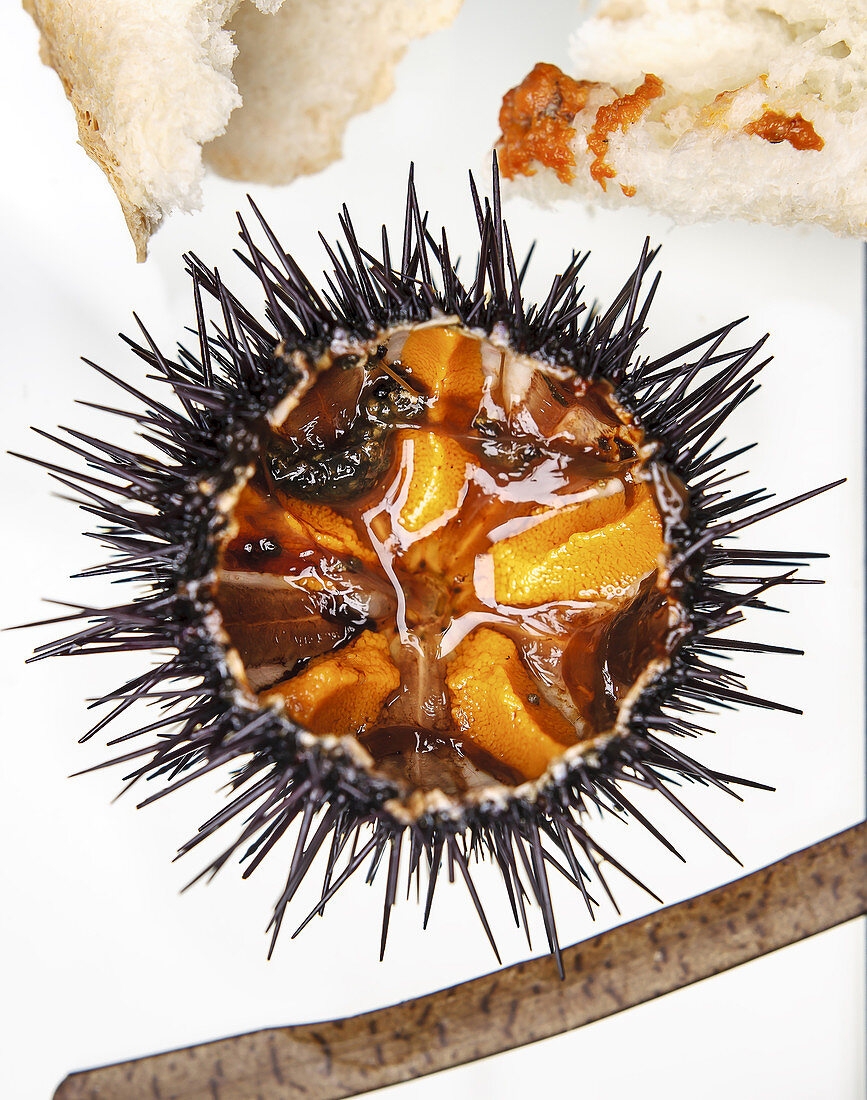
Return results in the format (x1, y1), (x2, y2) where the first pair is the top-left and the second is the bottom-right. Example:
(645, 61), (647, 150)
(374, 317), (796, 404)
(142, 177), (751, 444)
(23, 162), (837, 973)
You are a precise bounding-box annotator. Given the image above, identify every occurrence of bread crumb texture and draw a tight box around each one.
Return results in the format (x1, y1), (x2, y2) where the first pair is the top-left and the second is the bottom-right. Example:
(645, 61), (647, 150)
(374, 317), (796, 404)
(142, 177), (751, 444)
(24, 0), (461, 260)
(496, 0), (867, 237)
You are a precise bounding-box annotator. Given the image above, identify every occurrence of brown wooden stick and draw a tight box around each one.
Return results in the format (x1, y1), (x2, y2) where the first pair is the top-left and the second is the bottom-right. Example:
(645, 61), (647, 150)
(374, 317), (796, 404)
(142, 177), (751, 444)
(55, 819), (866, 1100)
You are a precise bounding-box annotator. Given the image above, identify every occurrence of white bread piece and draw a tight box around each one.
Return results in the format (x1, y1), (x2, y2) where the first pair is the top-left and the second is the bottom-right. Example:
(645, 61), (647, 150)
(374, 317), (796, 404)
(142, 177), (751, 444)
(206, 0), (462, 184)
(496, 0), (867, 238)
(24, 0), (461, 260)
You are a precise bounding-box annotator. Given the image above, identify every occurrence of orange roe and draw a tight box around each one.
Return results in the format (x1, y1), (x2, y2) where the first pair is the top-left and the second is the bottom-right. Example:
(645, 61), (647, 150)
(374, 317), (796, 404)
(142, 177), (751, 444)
(744, 110), (824, 151)
(588, 74), (664, 190)
(497, 62), (597, 184)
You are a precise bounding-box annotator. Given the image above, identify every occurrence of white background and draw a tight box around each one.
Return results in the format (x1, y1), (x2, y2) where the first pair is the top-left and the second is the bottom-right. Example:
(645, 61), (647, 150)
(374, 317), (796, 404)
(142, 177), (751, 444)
(1, 2), (864, 1098)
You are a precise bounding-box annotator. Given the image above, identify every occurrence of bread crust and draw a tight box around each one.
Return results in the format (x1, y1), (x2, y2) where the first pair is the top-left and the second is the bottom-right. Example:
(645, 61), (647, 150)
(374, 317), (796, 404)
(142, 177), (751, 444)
(24, 0), (160, 260)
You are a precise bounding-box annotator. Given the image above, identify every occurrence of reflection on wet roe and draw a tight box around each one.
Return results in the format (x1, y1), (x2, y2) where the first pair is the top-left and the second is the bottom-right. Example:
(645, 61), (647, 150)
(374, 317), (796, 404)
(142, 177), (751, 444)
(215, 325), (686, 798)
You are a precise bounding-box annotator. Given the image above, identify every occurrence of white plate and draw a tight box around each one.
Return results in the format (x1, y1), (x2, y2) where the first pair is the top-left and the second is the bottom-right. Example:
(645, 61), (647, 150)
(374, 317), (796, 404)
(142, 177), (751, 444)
(1, 3), (863, 1098)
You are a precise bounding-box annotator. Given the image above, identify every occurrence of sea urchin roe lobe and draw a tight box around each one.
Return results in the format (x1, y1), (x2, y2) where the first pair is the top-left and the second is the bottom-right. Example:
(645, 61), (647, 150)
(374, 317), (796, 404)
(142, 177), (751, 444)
(743, 110), (824, 152)
(497, 62), (597, 184)
(399, 325), (484, 423)
(492, 484), (664, 606)
(588, 74), (664, 190)
(447, 628), (578, 779)
(394, 430), (470, 535)
(214, 325), (686, 797)
(263, 631), (399, 738)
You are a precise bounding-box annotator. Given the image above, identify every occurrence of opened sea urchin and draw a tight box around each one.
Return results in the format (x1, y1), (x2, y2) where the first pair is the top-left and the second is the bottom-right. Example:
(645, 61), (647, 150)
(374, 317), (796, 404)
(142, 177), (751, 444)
(26, 164), (835, 971)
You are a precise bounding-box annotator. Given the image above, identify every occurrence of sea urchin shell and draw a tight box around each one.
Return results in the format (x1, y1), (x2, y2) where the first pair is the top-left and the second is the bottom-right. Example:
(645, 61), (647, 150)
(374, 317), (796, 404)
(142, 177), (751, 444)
(23, 161), (837, 972)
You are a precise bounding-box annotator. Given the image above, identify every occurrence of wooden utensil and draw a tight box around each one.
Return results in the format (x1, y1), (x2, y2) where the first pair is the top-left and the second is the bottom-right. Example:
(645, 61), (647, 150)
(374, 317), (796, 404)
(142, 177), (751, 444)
(55, 819), (866, 1100)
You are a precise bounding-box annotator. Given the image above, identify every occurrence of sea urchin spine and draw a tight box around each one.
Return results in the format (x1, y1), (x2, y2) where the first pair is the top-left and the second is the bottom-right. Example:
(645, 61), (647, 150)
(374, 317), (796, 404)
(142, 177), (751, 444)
(21, 160), (839, 974)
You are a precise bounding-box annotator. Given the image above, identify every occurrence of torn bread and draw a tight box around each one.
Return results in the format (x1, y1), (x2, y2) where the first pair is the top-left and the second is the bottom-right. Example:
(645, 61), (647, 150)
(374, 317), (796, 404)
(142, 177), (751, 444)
(25, 0), (461, 260)
(495, 0), (867, 238)
(205, 0), (459, 184)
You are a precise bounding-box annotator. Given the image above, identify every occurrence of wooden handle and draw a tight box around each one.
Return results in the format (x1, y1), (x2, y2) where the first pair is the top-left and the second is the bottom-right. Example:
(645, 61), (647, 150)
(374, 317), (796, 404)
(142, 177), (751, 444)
(55, 819), (867, 1100)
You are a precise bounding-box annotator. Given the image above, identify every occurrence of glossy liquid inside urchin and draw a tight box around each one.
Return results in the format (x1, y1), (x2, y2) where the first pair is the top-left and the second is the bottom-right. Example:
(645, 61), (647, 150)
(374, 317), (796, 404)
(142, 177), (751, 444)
(215, 323), (687, 804)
